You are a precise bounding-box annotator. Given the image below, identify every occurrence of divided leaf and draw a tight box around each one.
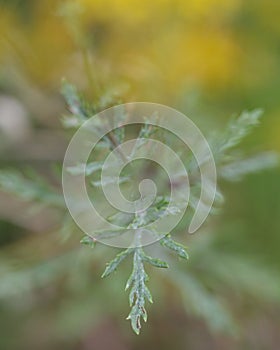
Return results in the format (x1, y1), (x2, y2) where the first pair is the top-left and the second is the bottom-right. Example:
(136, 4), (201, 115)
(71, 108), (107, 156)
(126, 249), (152, 334)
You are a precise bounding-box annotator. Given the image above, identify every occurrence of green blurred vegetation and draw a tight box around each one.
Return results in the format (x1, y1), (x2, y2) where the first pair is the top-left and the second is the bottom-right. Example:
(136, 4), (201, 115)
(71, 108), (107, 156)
(0, 0), (280, 349)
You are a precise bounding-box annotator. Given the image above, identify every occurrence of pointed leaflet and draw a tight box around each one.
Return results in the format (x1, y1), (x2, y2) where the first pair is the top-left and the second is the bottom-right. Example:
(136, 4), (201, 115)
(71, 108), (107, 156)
(160, 234), (189, 260)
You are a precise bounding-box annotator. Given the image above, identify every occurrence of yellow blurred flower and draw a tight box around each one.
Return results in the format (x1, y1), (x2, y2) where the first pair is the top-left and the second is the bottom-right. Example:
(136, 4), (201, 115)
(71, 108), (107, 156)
(0, 0), (276, 100)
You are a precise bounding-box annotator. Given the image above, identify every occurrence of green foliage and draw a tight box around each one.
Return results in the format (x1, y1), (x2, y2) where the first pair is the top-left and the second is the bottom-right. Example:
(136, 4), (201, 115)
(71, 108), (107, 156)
(0, 81), (278, 335)
(61, 89), (280, 334)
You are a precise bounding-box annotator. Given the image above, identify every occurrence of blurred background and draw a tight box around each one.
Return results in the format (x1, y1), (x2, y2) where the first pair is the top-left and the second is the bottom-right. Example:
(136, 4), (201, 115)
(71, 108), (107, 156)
(0, 0), (280, 349)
